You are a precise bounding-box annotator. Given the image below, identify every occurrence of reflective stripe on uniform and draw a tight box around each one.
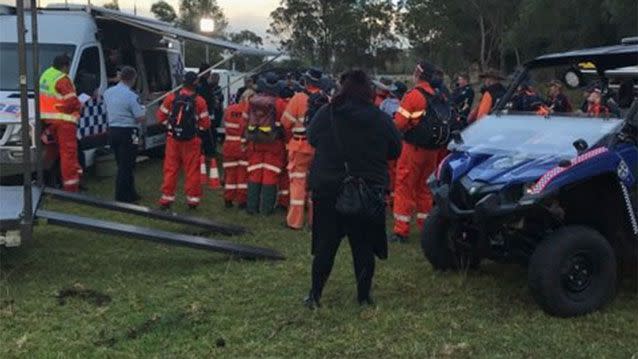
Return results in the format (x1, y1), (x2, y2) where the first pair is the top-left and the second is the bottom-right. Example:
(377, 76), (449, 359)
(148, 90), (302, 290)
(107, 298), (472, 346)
(283, 112), (304, 123)
(225, 135), (242, 142)
(393, 213), (411, 222)
(278, 190), (289, 195)
(289, 172), (306, 179)
(63, 178), (79, 186)
(237, 184), (248, 189)
(226, 122), (240, 129)
(161, 194), (175, 202)
(225, 184), (238, 190)
(41, 112), (77, 122)
(247, 163), (281, 173)
(292, 127), (307, 134)
(238, 161), (249, 166)
(290, 199), (305, 206)
(199, 112), (209, 119)
(159, 106), (170, 114)
(262, 164), (281, 174)
(416, 213), (428, 220)
(223, 161), (239, 168)
(397, 107), (425, 119)
(186, 196), (201, 203)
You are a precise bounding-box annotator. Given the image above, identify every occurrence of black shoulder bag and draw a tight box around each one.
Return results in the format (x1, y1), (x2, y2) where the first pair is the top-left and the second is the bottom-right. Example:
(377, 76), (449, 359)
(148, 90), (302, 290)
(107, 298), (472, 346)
(329, 106), (386, 220)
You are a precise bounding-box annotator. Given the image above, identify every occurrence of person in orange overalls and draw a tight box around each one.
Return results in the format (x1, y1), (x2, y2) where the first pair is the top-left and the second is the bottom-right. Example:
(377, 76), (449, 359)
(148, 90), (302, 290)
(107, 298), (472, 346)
(277, 84), (296, 210)
(379, 81), (408, 207)
(221, 89), (254, 208)
(39, 54), (83, 192)
(390, 61), (442, 243)
(244, 73), (287, 215)
(474, 69), (507, 121)
(281, 68), (328, 229)
(157, 72), (211, 209)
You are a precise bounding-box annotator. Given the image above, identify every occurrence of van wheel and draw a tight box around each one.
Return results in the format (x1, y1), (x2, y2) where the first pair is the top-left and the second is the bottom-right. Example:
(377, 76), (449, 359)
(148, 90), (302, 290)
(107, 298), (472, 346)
(421, 207), (480, 271)
(528, 225), (617, 317)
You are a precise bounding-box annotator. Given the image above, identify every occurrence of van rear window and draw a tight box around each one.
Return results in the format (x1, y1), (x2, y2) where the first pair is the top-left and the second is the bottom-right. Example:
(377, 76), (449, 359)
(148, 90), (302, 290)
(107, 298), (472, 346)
(0, 43), (76, 90)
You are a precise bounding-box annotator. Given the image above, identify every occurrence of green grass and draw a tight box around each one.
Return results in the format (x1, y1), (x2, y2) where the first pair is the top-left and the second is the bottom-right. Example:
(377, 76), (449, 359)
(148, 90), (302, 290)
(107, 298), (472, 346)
(1, 159), (637, 358)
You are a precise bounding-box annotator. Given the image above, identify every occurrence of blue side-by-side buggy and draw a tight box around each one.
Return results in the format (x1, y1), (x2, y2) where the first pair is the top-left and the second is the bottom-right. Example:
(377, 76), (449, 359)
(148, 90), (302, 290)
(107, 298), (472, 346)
(422, 38), (638, 317)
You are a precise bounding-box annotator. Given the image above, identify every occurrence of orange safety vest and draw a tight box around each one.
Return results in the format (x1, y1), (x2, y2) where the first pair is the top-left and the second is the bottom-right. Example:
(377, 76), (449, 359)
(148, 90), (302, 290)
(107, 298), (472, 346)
(39, 67), (79, 123)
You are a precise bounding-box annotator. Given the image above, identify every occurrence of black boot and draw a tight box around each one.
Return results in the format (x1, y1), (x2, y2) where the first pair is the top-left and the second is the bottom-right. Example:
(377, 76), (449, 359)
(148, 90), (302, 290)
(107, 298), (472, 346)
(303, 291), (321, 310)
(246, 182), (261, 215)
(260, 185), (278, 215)
(358, 295), (375, 307)
(224, 200), (234, 208)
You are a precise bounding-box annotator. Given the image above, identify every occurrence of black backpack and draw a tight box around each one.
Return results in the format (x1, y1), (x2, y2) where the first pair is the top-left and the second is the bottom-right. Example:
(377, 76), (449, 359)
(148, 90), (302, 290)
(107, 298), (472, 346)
(304, 91), (329, 127)
(168, 93), (198, 140)
(403, 87), (458, 149)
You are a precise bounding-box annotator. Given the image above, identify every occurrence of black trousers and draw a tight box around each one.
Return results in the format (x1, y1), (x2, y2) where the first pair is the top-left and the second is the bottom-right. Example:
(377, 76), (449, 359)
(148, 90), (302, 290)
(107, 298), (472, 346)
(109, 127), (138, 203)
(310, 193), (377, 302)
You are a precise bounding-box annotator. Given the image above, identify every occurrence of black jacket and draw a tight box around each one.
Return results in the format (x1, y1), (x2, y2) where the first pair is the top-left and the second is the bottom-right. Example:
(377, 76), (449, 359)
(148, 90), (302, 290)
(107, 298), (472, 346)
(308, 99), (402, 194)
(451, 84), (475, 118)
(196, 82), (224, 126)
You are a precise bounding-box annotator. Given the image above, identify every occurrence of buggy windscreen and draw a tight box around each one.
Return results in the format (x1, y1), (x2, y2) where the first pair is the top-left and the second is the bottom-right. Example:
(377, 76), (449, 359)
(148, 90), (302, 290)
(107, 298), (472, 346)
(456, 115), (624, 158)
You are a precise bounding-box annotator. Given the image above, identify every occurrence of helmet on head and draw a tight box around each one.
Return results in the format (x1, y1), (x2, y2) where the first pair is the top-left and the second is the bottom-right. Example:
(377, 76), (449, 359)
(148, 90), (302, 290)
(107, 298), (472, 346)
(303, 68), (324, 88)
(256, 72), (281, 95)
(183, 71), (198, 87)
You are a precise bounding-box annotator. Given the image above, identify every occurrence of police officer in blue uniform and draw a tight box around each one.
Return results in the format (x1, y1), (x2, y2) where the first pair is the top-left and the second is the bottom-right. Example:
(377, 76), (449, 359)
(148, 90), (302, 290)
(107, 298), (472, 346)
(451, 73), (475, 127)
(103, 66), (146, 203)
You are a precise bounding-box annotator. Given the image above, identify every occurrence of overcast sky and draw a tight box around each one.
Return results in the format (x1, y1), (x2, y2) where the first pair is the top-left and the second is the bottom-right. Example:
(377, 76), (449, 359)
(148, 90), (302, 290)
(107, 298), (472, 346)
(3, 0), (281, 47)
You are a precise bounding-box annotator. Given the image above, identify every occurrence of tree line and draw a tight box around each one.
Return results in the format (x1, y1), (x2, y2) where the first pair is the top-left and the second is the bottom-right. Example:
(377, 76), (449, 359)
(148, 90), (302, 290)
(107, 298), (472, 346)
(269, 0), (636, 74)
(145, 0), (635, 75)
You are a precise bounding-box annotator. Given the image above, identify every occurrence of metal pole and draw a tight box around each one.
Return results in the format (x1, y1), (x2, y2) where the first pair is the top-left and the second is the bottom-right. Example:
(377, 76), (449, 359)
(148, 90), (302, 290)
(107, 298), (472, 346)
(30, 0), (43, 187)
(224, 53), (283, 92)
(16, 0), (33, 241)
(146, 53), (236, 107)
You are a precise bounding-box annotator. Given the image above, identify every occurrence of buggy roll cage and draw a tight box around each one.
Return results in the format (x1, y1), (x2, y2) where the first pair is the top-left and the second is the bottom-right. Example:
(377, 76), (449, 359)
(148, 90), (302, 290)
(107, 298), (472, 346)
(493, 39), (638, 112)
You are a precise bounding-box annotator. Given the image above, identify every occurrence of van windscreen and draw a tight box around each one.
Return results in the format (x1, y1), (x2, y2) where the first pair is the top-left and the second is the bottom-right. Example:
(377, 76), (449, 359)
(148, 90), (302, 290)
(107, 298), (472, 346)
(0, 43), (76, 90)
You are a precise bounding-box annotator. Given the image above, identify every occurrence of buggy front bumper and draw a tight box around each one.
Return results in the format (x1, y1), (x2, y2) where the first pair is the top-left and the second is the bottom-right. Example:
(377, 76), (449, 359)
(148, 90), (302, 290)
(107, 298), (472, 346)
(432, 183), (539, 221)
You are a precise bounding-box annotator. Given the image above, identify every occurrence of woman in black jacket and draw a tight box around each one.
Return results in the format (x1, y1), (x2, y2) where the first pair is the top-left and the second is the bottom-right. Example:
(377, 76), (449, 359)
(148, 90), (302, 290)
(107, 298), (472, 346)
(305, 70), (402, 308)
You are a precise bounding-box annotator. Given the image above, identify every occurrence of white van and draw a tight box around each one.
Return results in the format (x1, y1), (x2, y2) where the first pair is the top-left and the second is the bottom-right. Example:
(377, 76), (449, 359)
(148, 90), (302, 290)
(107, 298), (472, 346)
(0, 5), (274, 178)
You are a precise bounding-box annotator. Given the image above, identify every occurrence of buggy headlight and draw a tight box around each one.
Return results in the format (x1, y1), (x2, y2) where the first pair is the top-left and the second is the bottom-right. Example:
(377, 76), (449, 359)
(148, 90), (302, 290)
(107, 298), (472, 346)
(523, 182), (535, 195)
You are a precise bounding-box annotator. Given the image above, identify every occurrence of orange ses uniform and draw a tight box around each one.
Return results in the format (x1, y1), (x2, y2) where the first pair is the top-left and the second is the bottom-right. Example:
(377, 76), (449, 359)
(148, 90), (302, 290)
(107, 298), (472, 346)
(244, 96), (287, 214)
(392, 81), (441, 238)
(157, 88), (211, 207)
(281, 87), (320, 229)
(39, 66), (83, 192)
(222, 102), (249, 205)
(475, 83), (507, 121)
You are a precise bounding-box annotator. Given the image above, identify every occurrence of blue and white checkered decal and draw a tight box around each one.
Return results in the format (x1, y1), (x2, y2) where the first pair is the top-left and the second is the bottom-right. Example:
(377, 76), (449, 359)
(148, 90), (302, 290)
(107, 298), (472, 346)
(77, 96), (108, 140)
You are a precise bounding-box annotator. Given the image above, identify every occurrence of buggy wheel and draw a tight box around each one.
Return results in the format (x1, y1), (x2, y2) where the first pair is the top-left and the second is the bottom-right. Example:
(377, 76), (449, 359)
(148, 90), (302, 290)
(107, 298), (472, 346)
(528, 225), (617, 317)
(420, 207), (479, 271)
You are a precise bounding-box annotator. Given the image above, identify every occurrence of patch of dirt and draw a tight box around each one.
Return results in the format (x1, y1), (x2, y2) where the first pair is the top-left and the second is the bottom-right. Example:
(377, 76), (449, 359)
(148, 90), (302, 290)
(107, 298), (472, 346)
(55, 286), (112, 307)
